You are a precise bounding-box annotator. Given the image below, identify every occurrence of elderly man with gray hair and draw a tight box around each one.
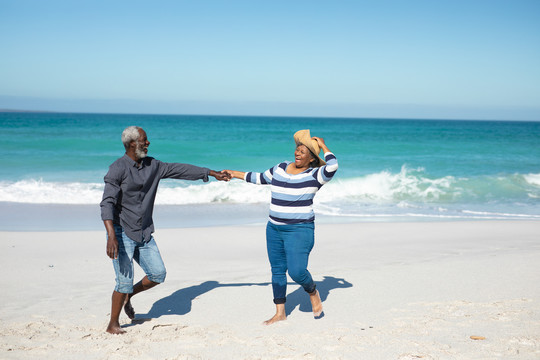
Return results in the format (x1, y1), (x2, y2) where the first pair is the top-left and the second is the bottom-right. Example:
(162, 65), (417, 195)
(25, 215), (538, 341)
(100, 126), (230, 334)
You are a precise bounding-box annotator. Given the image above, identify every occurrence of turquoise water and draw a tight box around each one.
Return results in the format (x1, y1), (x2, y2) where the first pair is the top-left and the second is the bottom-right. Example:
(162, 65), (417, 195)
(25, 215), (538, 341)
(2, 112), (540, 222)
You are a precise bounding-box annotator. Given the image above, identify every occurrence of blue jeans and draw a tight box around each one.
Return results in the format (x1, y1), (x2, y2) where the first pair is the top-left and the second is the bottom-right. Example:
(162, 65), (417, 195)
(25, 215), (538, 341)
(266, 221), (316, 304)
(111, 225), (167, 293)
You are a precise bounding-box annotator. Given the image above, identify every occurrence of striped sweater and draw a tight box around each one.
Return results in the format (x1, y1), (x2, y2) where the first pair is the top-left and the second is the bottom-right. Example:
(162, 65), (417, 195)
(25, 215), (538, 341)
(244, 152), (338, 225)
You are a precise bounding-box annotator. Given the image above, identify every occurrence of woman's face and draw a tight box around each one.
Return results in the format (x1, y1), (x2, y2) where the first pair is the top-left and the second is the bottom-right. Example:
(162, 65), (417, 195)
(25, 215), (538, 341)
(294, 144), (314, 168)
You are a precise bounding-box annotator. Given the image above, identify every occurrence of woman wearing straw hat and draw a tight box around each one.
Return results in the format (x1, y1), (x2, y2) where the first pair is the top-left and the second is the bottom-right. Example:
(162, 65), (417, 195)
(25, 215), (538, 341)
(226, 129), (338, 325)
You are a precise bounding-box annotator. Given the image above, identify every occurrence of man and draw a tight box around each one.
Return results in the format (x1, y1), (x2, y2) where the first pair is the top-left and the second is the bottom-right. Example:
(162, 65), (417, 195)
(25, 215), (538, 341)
(100, 126), (230, 334)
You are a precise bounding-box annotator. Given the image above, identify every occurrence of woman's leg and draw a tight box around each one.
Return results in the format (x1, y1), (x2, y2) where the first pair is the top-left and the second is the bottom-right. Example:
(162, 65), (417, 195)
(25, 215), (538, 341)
(265, 222), (288, 324)
(309, 289), (323, 318)
(283, 222), (315, 293)
(283, 222), (323, 317)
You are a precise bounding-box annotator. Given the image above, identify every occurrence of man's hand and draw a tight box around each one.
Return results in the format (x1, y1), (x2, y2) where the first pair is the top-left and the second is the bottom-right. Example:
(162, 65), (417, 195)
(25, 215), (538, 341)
(210, 170), (232, 181)
(106, 234), (119, 259)
(104, 220), (118, 259)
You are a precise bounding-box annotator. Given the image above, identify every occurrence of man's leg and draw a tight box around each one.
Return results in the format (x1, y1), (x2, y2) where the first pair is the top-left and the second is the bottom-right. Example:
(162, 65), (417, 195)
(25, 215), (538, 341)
(125, 237), (167, 319)
(107, 291), (128, 334)
(124, 276), (160, 319)
(107, 226), (136, 334)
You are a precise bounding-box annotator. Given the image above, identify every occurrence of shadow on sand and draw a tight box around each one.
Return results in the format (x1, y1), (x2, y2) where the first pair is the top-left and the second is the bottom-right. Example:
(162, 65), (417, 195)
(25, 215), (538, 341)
(137, 280), (269, 319)
(130, 276), (353, 323)
(284, 276), (353, 316)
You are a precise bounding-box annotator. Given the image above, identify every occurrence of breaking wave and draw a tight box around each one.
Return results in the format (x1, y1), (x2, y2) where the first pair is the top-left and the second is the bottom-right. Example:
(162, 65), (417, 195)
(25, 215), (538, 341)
(1, 167), (539, 220)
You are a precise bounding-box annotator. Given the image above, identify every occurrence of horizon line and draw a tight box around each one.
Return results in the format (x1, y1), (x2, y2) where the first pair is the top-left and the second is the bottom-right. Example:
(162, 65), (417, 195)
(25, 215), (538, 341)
(1, 108), (539, 123)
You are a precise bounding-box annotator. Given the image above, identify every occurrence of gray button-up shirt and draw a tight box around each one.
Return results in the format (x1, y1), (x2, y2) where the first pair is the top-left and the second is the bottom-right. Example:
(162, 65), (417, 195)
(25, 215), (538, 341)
(100, 154), (210, 243)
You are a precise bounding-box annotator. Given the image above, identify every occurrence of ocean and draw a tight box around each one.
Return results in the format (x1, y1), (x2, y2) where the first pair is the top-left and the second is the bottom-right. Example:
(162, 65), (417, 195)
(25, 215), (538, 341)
(2, 112), (540, 230)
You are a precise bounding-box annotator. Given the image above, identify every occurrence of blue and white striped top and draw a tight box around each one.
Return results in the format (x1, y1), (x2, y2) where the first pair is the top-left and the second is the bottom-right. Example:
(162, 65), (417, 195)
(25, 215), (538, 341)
(244, 152), (338, 225)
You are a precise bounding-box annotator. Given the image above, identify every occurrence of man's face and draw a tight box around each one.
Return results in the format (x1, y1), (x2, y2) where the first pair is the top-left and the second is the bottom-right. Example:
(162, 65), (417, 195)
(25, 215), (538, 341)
(134, 129), (150, 160)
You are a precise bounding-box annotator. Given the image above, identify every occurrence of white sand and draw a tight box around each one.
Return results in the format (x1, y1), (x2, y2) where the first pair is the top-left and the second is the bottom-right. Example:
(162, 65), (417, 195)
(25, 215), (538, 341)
(1, 221), (539, 359)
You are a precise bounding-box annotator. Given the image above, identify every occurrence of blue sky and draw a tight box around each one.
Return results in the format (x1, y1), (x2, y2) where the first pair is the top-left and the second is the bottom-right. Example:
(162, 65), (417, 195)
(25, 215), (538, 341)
(1, 0), (539, 120)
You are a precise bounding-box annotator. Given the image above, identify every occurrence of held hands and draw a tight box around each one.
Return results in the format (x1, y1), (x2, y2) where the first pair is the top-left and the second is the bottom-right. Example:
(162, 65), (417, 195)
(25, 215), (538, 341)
(224, 170), (246, 180)
(210, 170), (232, 181)
(209, 170), (245, 181)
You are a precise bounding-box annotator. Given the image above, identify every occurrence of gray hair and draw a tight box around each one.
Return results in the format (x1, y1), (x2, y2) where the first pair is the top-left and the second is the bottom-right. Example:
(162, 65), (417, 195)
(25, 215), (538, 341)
(121, 126), (142, 150)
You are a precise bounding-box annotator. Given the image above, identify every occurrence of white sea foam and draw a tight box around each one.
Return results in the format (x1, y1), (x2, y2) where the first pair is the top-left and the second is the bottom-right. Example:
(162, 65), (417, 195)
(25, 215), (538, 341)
(316, 166), (459, 203)
(524, 173), (540, 187)
(1, 168), (539, 220)
(0, 179), (271, 205)
(156, 181), (270, 204)
(0, 167), (457, 205)
(0, 179), (104, 204)
(461, 210), (540, 217)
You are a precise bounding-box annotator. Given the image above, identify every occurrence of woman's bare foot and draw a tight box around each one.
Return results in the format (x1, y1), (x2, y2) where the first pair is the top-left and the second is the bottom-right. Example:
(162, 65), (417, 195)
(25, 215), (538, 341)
(309, 290), (323, 318)
(263, 313), (287, 325)
(263, 304), (286, 325)
(124, 299), (135, 320)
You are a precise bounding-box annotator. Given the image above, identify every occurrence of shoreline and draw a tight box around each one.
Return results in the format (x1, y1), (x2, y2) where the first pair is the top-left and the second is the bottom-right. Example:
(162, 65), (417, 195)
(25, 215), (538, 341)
(2, 201), (540, 232)
(1, 221), (539, 358)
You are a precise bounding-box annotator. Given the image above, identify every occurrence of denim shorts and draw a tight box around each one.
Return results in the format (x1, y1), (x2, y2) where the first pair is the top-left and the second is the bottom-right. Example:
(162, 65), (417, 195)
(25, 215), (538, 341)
(110, 225), (166, 293)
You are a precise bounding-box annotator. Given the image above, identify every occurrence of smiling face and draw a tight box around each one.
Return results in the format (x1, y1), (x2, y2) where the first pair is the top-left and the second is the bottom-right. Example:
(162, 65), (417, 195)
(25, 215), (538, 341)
(133, 129), (150, 160)
(294, 144), (315, 169)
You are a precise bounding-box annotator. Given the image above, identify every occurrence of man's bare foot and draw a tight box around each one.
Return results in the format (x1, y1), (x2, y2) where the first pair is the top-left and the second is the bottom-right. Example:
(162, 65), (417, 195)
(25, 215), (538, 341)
(106, 323), (126, 335)
(124, 299), (135, 320)
(309, 290), (323, 318)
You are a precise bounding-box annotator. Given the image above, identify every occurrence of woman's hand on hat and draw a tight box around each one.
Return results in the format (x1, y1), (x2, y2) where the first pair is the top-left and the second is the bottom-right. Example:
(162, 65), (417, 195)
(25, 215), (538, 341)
(312, 137), (326, 148)
(313, 137), (329, 153)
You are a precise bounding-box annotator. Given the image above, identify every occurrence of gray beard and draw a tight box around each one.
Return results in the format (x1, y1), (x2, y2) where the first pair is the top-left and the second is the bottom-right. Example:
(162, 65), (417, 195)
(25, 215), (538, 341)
(135, 147), (147, 160)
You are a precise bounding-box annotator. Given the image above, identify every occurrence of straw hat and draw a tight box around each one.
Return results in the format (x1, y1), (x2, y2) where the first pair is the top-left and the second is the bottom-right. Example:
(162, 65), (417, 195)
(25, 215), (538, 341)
(293, 129), (326, 166)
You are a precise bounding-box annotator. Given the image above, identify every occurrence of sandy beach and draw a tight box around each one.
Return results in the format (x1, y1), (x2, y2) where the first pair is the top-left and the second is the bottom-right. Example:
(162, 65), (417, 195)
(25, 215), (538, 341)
(1, 220), (539, 359)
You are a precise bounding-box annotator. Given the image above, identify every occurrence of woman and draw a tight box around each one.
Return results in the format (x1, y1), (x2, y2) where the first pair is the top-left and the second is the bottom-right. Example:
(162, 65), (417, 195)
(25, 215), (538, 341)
(226, 129), (338, 325)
